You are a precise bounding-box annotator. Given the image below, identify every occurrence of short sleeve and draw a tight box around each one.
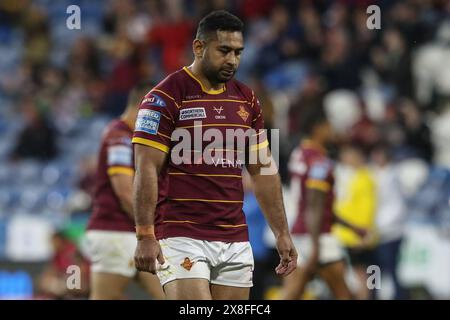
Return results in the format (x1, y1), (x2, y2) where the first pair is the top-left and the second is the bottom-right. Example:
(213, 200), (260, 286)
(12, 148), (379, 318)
(288, 147), (306, 177)
(106, 135), (134, 176)
(305, 159), (332, 192)
(249, 93), (268, 152)
(132, 89), (178, 153)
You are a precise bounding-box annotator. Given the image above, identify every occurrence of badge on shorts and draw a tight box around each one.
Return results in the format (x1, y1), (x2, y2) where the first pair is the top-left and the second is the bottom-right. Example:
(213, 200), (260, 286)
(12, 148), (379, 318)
(180, 257), (194, 271)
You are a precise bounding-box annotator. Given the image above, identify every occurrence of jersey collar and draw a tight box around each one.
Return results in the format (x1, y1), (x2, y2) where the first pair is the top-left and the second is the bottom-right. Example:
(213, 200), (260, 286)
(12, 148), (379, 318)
(183, 66), (226, 95)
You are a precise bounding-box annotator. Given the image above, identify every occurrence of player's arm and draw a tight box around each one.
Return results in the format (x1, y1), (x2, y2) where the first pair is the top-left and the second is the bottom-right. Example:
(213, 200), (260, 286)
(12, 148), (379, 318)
(246, 93), (297, 276)
(106, 140), (135, 220)
(246, 154), (289, 239)
(333, 215), (367, 238)
(133, 144), (167, 226)
(133, 144), (167, 273)
(132, 88), (176, 273)
(110, 173), (134, 220)
(247, 148), (297, 277)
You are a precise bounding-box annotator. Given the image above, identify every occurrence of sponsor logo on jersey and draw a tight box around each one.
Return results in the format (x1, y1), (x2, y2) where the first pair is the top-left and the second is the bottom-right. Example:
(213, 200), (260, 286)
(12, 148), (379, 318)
(213, 106), (226, 119)
(309, 161), (329, 180)
(135, 109), (161, 135)
(179, 107), (206, 121)
(107, 145), (133, 166)
(141, 93), (166, 107)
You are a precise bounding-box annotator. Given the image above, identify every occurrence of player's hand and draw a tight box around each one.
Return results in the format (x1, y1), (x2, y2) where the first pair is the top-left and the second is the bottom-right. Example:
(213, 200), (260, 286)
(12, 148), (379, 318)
(134, 237), (165, 274)
(354, 227), (368, 239)
(360, 230), (376, 248)
(275, 232), (298, 276)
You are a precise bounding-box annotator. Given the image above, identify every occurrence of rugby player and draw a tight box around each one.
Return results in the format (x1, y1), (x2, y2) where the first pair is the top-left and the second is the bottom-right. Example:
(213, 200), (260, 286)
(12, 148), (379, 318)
(85, 83), (165, 300)
(280, 107), (353, 300)
(132, 10), (297, 300)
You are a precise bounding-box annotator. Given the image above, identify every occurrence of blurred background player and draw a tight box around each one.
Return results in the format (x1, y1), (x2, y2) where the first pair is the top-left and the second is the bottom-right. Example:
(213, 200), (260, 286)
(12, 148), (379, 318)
(333, 143), (377, 300)
(281, 107), (352, 300)
(36, 230), (89, 299)
(85, 83), (164, 300)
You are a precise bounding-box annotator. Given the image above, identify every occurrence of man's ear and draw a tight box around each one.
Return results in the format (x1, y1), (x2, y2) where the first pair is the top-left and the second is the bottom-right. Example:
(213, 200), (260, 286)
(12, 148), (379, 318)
(193, 39), (205, 59)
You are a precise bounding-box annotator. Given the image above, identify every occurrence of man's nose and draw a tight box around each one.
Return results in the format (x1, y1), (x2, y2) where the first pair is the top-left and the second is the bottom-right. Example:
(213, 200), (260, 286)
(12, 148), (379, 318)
(226, 52), (237, 67)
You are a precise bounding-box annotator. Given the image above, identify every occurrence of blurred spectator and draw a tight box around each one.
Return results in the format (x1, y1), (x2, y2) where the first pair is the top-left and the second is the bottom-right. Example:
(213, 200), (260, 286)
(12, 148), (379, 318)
(36, 231), (89, 299)
(253, 5), (291, 75)
(68, 37), (101, 81)
(21, 5), (51, 68)
(432, 103), (450, 169)
(333, 143), (377, 300)
(11, 98), (58, 161)
(294, 4), (324, 60)
(413, 21), (450, 108)
(238, 0), (276, 21)
(396, 98), (434, 162)
(371, 144), (409, 300)
(288, 72), (324, 140)
(147, 0), (194, 74)
(320, 28), (360, 91)
(370, 28), (413, 97)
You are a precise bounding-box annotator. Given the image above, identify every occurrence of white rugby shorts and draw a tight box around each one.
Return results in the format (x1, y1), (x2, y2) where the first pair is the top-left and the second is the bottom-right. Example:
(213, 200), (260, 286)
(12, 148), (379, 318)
(293, 233), (345, 266)
(157, 237), (254, 288)
(85, 230), (137, 278)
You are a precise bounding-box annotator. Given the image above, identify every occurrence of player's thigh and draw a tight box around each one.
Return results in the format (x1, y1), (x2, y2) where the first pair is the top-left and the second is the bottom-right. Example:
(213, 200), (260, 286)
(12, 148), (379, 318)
(210, 241), (254, 290)
(164, 278), (212, 300)
(156, 237), (211, 289)
(281, 265), (312, 300)
(90, 272), (131, 300)
(294, 233), (345, 266)
(136, 271), (165, 300)
(317, 260), (352, 300)
(210, 284), (249, 300)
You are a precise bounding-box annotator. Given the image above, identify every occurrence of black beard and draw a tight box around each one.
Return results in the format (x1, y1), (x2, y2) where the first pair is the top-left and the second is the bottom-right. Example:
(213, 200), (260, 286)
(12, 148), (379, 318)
(202, 63), (233, 85)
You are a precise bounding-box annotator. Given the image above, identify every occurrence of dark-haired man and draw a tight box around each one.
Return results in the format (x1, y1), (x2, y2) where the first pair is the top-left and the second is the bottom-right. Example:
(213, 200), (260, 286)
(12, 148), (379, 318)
(132, 10), (297, 300)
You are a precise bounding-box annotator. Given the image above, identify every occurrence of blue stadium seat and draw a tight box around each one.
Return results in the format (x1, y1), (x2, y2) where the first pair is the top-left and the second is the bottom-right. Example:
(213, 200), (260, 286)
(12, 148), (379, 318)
(408, 167), (450, 224)
(0, 218), (6, 259)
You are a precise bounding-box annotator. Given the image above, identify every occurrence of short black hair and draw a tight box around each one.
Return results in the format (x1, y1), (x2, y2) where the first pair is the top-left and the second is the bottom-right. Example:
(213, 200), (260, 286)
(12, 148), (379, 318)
(196, 10), (244, 41)
(301, 105), (328, 136)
